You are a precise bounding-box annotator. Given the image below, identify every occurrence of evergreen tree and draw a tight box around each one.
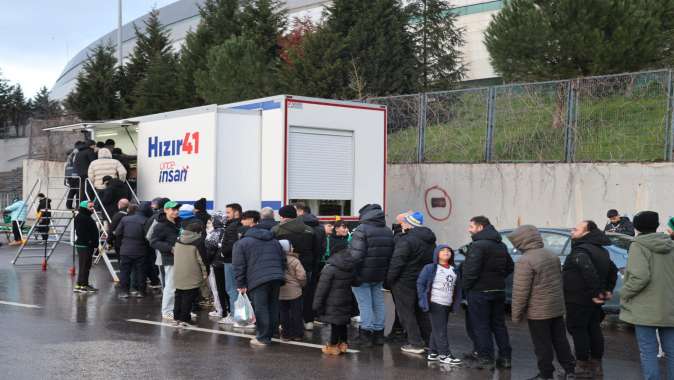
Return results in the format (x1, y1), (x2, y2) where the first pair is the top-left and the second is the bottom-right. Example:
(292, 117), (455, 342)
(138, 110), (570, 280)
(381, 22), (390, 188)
(196, 36), (275, 104)
(485, 0), (674, 81)
(408, 0), (465, 91)
(176, 0), (241, 108)
(131, 52), (181, 115)
(32, 86), (61, 120)
(8, 85), (30, 136)
(241, 0), (287, 62)
(0, 69), (11, 137)
(65, 44), (121, 121)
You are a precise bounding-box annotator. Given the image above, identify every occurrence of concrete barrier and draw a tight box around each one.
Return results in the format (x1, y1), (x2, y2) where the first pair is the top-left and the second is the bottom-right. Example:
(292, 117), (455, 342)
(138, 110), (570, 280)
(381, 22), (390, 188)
(387, 163), (674, 247)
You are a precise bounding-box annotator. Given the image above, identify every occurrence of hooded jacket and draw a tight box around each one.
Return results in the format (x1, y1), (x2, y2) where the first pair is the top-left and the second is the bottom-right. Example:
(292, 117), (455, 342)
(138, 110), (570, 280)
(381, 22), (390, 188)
(73, 145), (97, 178)
(4, 200), (27, 222)
(604, 217), (635, 236)
(258, 217), (278, 231)
(508, 225), (565, 322)
(416, 244), (461, 312)
(87, 148), (127, 189)
(149, 213), (181, 266)
(349, 204), (395, 284)
(272, 218), (317, 272)
(462, 224), (514, 292)
(173, 230), (208, 290)
(115, 204), (152, 257)
(387, 226), (436, 288)
(232, 225), (286, 291)
(101, 178), (131, 218)
(205, 212), (227, 268)
(313, 248), (356, 325)
(74, 207), (99, 249)
(280, 251), (307, 301)
(563, 229), (618, 305)
(303, 213), (326, 271)
(620, 232), (674, 326)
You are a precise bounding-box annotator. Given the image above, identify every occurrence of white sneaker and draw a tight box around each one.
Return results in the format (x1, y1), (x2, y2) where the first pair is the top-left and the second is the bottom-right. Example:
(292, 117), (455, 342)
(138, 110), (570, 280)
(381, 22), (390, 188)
(208, 310), (221, 318)
(304, 322), (314, 331)
(351, 315), (361, 323)
(162, 312), (174, 321)
(218, 315), (235, 325)
(235, 322), (255, 329)
(190, 312), (197, 319)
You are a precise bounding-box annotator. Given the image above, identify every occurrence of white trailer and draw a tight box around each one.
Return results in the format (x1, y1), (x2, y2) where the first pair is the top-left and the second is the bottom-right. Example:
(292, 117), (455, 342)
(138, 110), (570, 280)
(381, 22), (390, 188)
(61, 95), (387, 219)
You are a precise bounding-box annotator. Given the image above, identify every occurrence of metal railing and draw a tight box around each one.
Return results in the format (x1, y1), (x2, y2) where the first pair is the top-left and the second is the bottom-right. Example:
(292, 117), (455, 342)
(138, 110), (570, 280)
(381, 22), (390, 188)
(369, 69), (674, 163)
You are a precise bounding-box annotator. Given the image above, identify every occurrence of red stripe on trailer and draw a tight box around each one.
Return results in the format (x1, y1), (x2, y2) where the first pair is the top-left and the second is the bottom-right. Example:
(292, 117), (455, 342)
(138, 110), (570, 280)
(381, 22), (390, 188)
(283, 97), (289, 206)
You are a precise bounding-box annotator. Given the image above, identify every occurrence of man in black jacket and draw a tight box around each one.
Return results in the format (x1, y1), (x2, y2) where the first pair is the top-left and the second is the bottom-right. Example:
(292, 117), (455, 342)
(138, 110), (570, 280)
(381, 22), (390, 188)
(272, 205), (318, 330)
(604, 209), (635, 236)
(73, 140), (97, 203)
(299, 212), (326, 328)
(222, 203), (245, 322)
(109, 198), (129, 253)
(74, 201), (99, 293)
(233, 210), (286, 346)
(564, 220), (618, 378)
(462, 216), (514, 369)
(387, 211), (435, 354)
(115, 202), (151, 298)
(143, 197), (168, 290)
(349, 204), (395, 346)
(101, 176), (131, 219)
(150, 201), (181, 320)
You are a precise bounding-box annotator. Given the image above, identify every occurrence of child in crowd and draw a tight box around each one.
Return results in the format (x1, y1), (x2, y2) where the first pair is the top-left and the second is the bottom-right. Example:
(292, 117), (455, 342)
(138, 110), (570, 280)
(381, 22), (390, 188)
(172, 219), (208, 327)
(417, 244), (462, 365)
(278, 240), (307, 341)
(313, 245), (355, 355)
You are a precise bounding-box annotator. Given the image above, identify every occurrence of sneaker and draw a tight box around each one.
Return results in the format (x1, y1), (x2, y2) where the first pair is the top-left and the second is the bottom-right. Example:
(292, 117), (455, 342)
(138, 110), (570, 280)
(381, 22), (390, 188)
(313, 320), (325, 326)
(473, 357), (495, 370)
(209, 311), (221, 318)
(190, 312), (197, 319)
(179, 321), (192, 328)
(439, 354), (462, 365)
(118, 292), (130, 299)
(133, 292), (145, 298)
(351, 315), (361, 323)
(250, 338), (268, 347)
(162, 312), (174, 321)
(401, 345), (425, 354)
(427, 353), (439, 362)
(73, 285), (86, 293)
(218, 315), (235, 325)
(304, 322), (314, 331)
(463, 351), (479, 360)
(83, 285), (98, 293)
(236, 322), (255, 329)
(149, 284), (162, 289)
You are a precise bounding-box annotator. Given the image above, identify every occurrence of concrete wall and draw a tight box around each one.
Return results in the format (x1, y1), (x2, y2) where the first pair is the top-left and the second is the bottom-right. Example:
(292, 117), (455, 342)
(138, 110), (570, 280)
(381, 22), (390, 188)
(22, 159), (67, 218)
(387, 163), (674, 247)
(0, 137), (29, 172)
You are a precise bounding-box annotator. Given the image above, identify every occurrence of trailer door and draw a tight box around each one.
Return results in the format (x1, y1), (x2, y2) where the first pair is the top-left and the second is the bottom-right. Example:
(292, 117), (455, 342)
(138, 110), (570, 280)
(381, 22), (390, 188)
(287, 126), (354, 202)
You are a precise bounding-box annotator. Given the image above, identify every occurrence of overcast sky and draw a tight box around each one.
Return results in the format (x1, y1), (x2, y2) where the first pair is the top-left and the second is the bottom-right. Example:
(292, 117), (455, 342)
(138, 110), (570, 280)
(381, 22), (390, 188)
(0, 0), (177, 98)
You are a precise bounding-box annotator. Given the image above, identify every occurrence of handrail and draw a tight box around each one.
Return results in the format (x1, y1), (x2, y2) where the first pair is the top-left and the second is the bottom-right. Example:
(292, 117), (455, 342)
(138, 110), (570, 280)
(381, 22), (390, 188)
(125, 180), (140, 204)
(14, 178), (40, 224)
(49, 176), (81, 211)
(85, 178), (112, 224)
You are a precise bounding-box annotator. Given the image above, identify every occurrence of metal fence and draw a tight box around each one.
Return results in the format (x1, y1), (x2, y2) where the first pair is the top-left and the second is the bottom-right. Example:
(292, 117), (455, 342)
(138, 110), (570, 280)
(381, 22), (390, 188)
(369, 69), (674, 163)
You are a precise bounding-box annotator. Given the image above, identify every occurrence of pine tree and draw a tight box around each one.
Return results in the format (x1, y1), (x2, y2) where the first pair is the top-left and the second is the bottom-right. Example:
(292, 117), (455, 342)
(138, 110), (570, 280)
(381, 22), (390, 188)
(0, 69), (11, 137)
(65, 44), (121, 121)
(196, 36), (275, 104)
(176, 0), (241, 108)
(32, 86), (61, 120)
(408, 0), (465, 91)
(485, 0), (674, 81)
(8, 85), (30, 136)
(241, 0), (287, 62)
(131, 52), (182, 115)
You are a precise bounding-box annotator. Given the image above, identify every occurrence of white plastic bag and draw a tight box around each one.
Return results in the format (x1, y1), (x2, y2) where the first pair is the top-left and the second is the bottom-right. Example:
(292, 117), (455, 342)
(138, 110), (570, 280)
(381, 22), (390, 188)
(233, 292), (255, 326)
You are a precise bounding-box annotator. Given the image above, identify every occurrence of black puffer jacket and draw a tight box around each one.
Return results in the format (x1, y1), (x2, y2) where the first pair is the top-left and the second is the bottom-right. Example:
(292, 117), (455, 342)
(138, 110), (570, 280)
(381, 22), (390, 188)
(313, 248), (356, 325)
(387, 226), (436, 288)
(101, 178), (131, 218)
(272, 218), (317, 272)
(73, 146), (97, 178)
(222, 218), (244, 263)
(604, 217), (635, 236)
(462, 224), (514, 292)
(302, 213), (326, 272)
(563, 230), (618, 305)
(149, 213), (181, 266)
(349, 204), (394, 285)
(232, 226), (286, 291)
(74, 207), (99, 249)
(115, 206), (150, 257)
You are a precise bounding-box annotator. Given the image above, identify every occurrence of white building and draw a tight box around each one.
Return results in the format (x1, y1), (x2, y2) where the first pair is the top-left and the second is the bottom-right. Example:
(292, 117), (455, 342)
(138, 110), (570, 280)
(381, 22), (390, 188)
(50, 0), (502, 101)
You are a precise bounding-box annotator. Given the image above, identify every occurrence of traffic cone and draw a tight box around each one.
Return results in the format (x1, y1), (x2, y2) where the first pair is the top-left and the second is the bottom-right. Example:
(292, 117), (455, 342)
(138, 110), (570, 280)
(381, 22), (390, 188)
(41, 259), (47, 271)
(68, 266), (76, 276)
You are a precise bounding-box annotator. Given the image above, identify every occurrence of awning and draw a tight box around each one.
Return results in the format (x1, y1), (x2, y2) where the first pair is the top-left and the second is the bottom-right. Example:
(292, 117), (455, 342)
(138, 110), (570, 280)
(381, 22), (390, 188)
(42, 121), (138, 132)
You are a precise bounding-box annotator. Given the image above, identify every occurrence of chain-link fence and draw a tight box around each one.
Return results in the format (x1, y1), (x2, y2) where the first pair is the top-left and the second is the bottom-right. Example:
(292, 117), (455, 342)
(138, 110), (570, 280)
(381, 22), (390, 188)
(369, 69), (674, 163)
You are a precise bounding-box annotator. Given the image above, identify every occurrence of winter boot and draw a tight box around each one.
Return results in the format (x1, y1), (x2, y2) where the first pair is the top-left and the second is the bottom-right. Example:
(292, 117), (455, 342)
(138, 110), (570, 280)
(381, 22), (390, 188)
(590, 359), (603, 377)
(372, 330), (385, 346)
(573, 360), (594, 379)
(322, 344), (341, 355)
(357, 328), (373, 348)
(338, 342), (349, 353)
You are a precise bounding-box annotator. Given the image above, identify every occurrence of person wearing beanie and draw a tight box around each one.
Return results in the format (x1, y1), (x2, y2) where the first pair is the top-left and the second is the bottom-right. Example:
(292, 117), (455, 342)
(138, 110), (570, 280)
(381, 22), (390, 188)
(172, 219), (208, 326)
(115, 202), (151, 299)
(150, 200), (182, 320)
(73, 201), (99, 293)
(564, 220), (618, 378)
(620, 211), (674, 380)
(193, 197), (211, 228)
(604, 209), (635, 236)
(272, 204), (317, 331)
(279, 240), (307, 341)
(387, 211), (436, 354)
(178, 204), (195, 221)
(348, 204), (394, 347)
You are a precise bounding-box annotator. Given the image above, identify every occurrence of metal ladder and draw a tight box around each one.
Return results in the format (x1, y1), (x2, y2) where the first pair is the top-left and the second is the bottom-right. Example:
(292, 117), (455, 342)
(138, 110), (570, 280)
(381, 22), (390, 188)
(85, 178), (120, 282)
(12, 177), (80, 267)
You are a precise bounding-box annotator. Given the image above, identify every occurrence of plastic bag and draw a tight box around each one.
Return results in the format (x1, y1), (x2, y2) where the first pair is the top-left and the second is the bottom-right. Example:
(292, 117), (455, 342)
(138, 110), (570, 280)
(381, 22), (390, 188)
(233, 292), (255, 326)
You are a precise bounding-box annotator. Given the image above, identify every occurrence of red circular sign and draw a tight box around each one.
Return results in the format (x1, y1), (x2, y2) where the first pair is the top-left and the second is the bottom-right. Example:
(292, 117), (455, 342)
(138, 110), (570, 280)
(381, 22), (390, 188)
(424, 185), (452, 222)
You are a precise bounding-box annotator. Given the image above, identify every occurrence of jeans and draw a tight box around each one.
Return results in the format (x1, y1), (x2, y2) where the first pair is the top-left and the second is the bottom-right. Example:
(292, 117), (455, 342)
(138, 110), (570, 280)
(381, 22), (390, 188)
(392, 283), (430, 347)
(174, 288), (199, 323)
(465, 306), (478, 353)
(468, 290), (512, 360)
(248, 280), (282, 344)
(119, 255), (146, 293)
(280, 297), (304, 339)
(428, 302), (451, 356)
(528, 317), (576, 377)
(161, 265), (175, 316)
(224, 263), (239, 315)
(635, 326), (674, 380)
(565, 303), (604, 361)
(76, 246), (94, 286)
(352, 282), (386, 332)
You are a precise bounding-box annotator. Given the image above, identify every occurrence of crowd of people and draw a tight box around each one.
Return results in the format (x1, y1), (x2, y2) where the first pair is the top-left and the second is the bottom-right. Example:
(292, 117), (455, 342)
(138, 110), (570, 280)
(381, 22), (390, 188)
(66, 193), (674, 380)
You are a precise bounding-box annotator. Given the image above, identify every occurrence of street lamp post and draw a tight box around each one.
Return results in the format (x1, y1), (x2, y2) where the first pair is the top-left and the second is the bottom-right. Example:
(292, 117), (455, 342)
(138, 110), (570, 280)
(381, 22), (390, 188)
(117, 0), (122, 66)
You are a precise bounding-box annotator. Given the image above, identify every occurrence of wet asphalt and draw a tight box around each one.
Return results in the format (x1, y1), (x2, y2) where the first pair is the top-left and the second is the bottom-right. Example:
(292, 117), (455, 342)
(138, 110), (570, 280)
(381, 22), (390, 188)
(0, 244), (644, 380)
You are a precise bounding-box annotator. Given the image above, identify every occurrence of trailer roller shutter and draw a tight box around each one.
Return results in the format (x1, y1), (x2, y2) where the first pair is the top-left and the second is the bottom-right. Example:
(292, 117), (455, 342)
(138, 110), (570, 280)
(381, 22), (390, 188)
(288, 127), (354, 200)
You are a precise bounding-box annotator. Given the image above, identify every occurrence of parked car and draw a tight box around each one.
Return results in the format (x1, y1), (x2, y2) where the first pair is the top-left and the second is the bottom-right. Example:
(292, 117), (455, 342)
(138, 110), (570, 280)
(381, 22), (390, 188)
(456, 228), (631, 314)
